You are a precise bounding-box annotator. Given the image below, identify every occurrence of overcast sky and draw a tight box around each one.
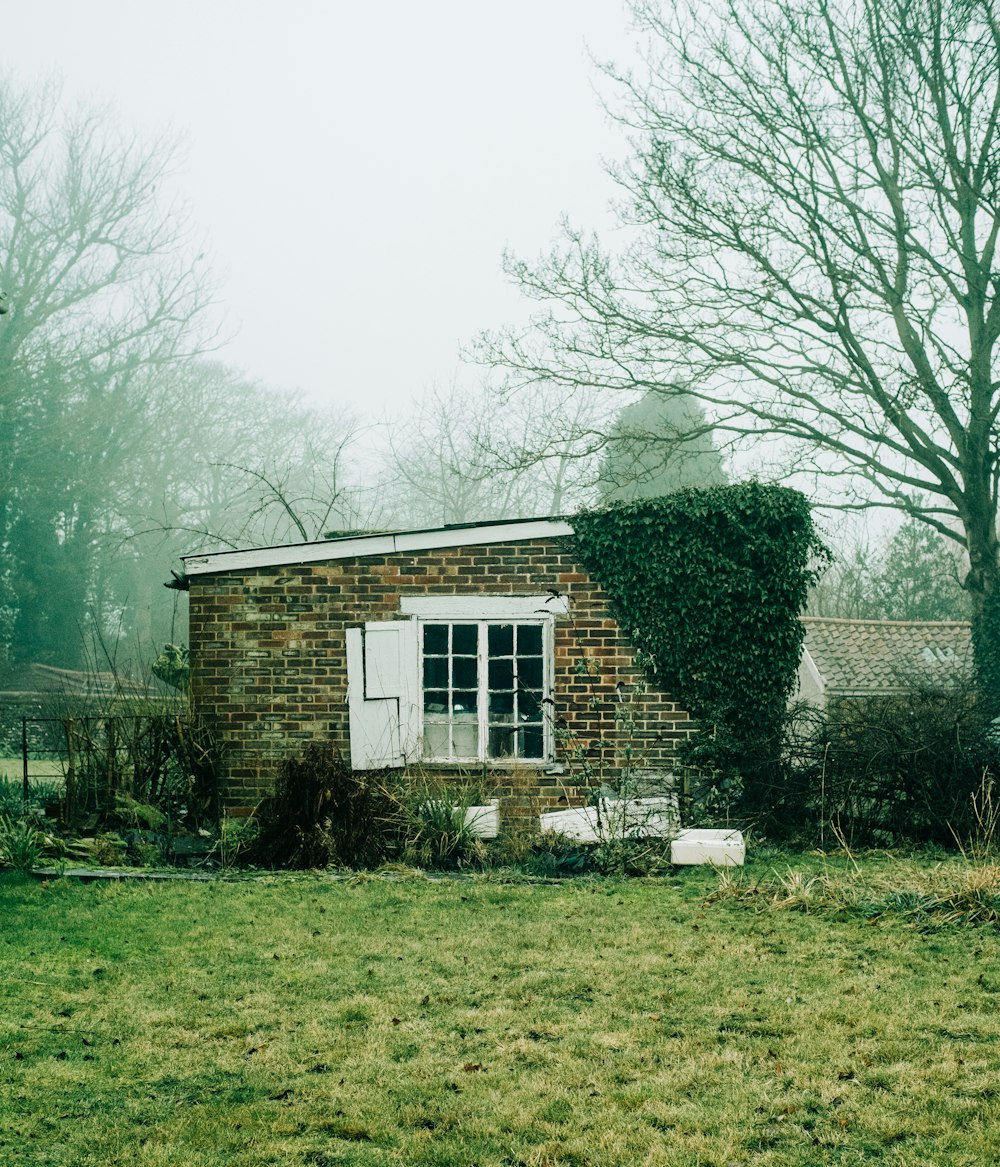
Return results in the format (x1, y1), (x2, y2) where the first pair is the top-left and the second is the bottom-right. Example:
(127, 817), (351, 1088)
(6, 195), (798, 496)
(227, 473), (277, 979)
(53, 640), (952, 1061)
(1, 1), (640, 416)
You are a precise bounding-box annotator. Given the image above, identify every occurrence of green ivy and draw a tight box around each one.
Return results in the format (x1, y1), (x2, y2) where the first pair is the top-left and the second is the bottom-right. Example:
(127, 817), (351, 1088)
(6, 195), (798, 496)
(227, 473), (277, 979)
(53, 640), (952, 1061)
(571, 485), (828, 813)
(152, 643), (191, 693)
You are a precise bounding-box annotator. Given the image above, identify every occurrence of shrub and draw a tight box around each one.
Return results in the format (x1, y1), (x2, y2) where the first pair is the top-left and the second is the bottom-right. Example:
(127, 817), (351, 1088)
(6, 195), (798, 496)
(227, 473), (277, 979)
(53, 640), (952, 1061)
(783, 683), (1000, 846)
(250, 744), (399, 869)
(0, 816), (44, 874)
(0, 776), (62, 818)
(56, 710), (221, 830)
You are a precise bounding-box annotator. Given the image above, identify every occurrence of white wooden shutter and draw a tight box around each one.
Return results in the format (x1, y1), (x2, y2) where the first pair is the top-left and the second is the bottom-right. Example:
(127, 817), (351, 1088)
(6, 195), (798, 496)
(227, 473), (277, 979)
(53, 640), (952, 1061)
(346, 620), (418, 769)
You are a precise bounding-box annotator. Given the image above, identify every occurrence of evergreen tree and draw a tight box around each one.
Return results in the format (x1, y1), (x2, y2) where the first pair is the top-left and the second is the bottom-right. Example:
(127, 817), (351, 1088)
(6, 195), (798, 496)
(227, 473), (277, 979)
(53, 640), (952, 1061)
(597, 391), (725, 502)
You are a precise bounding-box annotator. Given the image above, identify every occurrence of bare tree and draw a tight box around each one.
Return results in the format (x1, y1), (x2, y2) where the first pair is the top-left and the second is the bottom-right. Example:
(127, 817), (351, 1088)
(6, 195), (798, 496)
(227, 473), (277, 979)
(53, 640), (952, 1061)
(0, 77), (213, 665)
(380, 380), (604, 527)
(808, 518), (968, 620)
(480, 0), (1000, 689)
(95, 361), (373, 652)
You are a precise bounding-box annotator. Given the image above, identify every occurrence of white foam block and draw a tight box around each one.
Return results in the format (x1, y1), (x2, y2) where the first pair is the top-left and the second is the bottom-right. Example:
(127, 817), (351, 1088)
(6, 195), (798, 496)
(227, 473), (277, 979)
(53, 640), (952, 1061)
(464, 802), (499, 840)
(670, 828), (745, 866)
(538, 806), (602, 842)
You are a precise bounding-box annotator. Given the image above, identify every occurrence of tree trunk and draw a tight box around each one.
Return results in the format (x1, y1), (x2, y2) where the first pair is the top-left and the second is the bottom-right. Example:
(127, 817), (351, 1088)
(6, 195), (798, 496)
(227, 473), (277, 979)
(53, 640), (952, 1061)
(963, 507), (1000, 713)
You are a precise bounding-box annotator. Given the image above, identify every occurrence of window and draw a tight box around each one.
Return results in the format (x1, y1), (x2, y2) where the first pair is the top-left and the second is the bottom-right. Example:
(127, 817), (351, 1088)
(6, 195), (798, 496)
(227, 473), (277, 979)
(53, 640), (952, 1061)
(347, 594), (566, 770)
(421, 620), (549, 761)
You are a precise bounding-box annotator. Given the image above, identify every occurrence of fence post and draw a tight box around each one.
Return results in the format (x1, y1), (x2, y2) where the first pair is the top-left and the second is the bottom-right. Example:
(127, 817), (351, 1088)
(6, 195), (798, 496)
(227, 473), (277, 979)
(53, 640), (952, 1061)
(64, 719), (76, 825)
(106, 717), (117, 817)
(21, 717), (29, 809)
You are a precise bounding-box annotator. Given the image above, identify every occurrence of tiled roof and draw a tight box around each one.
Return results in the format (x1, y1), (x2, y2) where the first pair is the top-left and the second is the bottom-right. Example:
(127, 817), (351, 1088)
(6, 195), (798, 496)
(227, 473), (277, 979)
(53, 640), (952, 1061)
(0, 663), (162, 701)
(801, 617), (973, 696)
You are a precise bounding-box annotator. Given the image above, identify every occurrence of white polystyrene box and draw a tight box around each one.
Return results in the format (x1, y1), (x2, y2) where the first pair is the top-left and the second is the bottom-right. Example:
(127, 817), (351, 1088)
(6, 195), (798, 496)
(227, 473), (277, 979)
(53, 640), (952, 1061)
(539, 806), (602, 842)
(540, 798), (682, 843)
(670, 828), (745, 866)
(597, 796), (679, 839)
(464, 801), (499, 839)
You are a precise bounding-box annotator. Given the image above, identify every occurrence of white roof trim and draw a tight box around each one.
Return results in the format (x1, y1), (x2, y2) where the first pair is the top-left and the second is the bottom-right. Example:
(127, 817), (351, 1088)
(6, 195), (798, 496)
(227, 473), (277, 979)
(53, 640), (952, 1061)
(182, 518), (575, 576)
(795, 646), (826, 705)
(400, 594), (570, 619)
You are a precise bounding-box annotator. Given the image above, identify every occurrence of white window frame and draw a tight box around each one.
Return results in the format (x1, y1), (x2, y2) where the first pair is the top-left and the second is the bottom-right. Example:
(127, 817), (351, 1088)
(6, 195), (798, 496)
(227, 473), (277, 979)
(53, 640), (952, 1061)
(400, 595), (565, 765)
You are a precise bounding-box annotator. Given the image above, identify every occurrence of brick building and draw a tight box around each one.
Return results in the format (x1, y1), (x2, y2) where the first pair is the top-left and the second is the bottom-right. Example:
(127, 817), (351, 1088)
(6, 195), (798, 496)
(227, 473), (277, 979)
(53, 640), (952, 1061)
(184, 517), (693, 819)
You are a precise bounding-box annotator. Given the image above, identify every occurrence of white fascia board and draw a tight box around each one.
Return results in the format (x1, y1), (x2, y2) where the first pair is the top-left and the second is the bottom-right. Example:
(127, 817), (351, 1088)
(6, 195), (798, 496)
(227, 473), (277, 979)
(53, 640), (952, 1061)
(182, 518), (575, 577)
(795, 647), (826, 705)
(399, 594), (570, 619)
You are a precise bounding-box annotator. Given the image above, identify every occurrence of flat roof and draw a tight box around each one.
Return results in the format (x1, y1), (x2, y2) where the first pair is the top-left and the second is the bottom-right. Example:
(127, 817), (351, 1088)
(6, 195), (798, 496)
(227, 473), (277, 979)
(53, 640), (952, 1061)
(182, 516), (575, 576)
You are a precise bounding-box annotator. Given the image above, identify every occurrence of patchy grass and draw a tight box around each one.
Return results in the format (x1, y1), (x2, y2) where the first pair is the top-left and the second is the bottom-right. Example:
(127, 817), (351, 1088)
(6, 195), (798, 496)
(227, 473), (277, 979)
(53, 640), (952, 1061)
(2, 856), (1000, 1166)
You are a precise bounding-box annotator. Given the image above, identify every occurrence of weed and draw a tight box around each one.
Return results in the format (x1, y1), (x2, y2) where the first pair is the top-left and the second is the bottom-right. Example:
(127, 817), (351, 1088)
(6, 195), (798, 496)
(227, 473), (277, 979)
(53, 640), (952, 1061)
(91, 832), (127, 866)
(960, 769), (1000, 861)
(711, 851), (1000, 927)
(521, 831), (593, 877)
(216, 815), (259, 871)
(0, 775), (61, 818)
(592, 835), (674, 876)
(395, 789), (483, 869)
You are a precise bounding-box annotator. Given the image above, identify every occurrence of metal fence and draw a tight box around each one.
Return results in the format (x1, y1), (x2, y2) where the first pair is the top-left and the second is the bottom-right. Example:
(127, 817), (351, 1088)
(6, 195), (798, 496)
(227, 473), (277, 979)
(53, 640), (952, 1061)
(0, 716), (68, 808)
(2, 710), (216, 824)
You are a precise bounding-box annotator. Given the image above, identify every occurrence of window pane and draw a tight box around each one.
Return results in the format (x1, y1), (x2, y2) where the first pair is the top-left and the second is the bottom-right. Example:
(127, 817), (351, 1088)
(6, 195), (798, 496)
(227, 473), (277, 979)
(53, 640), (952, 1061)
(517, 656), (543, 690)
(423, 722), (450, 757)
(517, 624), (543, 656)
(452, 624), (478, 655)
(488, 658), (514, 691)
(452, 690), (478, 714)
(519, 727), (544, 758)
(423, 657), (448, 689)
(489, 726), (517, 757)
(519, 689), (542, 719)
(424, 690), (448, 714)
(453, 656), (478, 690)
(451, 712), (478, 757)
(423, 624), (448, 655)
(488, 623), (514, 656)
(489, 691), (515, 721)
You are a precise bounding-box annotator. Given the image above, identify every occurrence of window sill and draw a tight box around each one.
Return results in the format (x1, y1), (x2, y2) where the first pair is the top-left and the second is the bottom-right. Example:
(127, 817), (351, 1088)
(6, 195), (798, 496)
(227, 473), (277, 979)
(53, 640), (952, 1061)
(414, 759), (553, 771)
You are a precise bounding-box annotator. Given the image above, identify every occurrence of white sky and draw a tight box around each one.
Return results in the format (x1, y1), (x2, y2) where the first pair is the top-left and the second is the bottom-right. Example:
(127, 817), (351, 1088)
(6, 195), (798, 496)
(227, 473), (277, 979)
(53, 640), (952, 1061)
(1, 1), (639, 416)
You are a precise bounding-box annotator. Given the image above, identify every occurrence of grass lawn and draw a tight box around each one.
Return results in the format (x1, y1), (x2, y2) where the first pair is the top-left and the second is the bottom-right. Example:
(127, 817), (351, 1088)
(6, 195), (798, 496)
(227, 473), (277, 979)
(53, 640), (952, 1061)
(0, 759), (65, 783)
(3, 856), (1000, 1166)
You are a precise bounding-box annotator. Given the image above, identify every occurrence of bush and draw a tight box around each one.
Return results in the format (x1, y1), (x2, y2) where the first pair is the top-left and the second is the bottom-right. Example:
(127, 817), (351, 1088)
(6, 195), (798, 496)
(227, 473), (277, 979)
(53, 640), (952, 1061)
(0, 816), (44, 874)
(0, 776), (61, 819)
(250, 744), (399, 869)
(521, 831), (595, 878)
(62, 711), (220, 830)
(783, 684), (1000, 846)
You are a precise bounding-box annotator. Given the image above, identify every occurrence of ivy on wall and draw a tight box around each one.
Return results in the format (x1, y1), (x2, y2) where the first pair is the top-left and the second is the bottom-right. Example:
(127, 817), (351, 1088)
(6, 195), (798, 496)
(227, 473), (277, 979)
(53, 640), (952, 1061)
(572, 485), (828, 811)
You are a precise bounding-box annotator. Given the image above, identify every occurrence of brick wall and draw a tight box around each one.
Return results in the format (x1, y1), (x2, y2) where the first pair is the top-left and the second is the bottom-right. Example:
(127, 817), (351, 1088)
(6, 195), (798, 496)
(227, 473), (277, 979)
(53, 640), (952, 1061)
(188, 535), (694, 820)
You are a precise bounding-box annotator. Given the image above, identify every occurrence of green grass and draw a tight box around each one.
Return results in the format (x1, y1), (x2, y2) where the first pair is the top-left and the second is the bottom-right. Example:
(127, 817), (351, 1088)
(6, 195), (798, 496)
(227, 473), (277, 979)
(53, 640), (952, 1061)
(2, 856), (1000, 1166)
(0, 758), (66, 781)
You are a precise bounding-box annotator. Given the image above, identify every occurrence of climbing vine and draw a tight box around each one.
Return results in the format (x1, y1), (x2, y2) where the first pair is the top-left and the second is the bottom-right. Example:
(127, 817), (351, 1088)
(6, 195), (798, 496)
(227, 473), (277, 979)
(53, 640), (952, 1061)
(572, 485), (828, 813)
